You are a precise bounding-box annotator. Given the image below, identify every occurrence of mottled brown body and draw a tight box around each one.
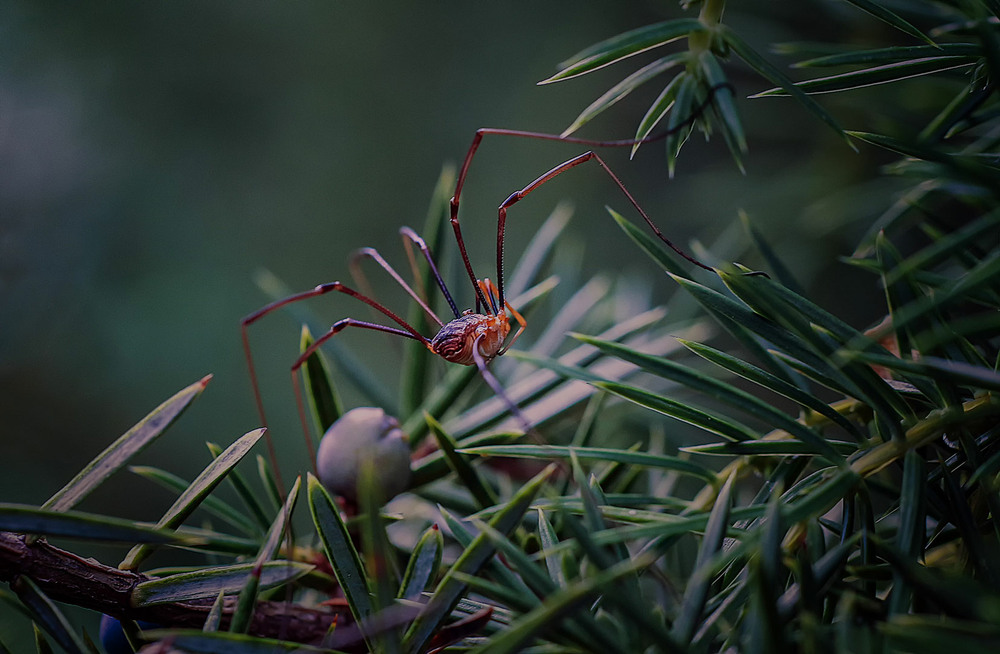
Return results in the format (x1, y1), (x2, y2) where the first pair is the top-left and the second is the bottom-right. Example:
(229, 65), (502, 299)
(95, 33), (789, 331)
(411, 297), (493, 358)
(430, 311), (511, 365)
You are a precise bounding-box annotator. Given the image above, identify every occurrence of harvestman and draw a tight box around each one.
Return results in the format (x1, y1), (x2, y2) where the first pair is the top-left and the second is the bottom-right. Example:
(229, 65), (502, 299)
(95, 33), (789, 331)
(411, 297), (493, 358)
(241, 84), (731, 465)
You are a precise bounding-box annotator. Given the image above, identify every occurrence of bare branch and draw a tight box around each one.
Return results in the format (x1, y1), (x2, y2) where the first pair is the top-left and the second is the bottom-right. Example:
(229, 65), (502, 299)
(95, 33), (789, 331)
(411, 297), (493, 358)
(0, 532), (348, 645)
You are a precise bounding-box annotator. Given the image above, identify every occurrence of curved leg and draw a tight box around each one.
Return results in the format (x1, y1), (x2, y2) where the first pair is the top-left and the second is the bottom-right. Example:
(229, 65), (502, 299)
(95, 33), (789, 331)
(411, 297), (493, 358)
(349, 246), (444, 328)
(470, 334), (568, 479)
(241, 280), (428, 444)
(291, 318), (428, 466)
(399, 227), (461, 320)
(471, 334), (541, 446)
(447, 82), (732, 307)
(494, 150), (714, 306)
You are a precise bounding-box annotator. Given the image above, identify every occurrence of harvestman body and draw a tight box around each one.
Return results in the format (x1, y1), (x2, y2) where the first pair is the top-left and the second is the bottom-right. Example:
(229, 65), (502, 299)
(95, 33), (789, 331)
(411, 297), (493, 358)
(241, 84), (730, 465)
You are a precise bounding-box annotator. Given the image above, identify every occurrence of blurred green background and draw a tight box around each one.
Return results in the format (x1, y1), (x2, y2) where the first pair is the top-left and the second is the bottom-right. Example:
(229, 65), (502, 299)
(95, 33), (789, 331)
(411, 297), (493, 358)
(1, 2), (907, 517)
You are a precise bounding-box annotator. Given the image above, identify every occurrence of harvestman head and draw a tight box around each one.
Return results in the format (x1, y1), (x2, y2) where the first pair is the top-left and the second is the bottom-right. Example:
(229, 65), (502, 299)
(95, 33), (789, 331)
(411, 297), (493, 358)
(241, 82), (731, 475)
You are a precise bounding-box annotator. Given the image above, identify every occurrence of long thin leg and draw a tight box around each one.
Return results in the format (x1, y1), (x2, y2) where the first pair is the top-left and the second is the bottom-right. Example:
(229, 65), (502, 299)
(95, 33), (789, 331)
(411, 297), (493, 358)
(448, 82), (733, 306)
(399, 227), (461, 320)
(241, 281), (428, 437)
(470, 334), (569, 480)
(291, 318), (428, 467)
(494, 150), (714, 307)
(349, 246), (444, 327)
(470, 334), (542, 446)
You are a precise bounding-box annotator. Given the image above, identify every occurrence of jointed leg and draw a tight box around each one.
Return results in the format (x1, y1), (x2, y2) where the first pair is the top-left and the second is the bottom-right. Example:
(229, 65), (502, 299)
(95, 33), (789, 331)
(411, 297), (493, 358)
(350, 246), (444, 328)
(447, 82), (733, 305)
(241, 280), (428, 434)
(291, 318), (428, 465)
(493, 150), (714, 306)
(399, 227), (461, 320)
(470, 334), (542, 446)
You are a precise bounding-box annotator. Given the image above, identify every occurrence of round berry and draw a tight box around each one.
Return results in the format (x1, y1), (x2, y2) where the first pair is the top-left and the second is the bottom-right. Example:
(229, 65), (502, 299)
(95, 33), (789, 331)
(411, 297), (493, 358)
(316, 407), (411, 503)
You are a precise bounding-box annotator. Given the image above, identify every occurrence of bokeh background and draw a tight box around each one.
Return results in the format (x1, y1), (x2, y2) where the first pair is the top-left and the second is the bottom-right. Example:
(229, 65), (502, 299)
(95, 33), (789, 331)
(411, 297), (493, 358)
(1, 1), (928, 645)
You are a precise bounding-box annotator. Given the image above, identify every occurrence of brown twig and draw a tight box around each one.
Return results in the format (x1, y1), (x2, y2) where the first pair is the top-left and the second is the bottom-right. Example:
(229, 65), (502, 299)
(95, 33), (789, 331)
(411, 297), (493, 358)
(0, 532), (349, 645)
